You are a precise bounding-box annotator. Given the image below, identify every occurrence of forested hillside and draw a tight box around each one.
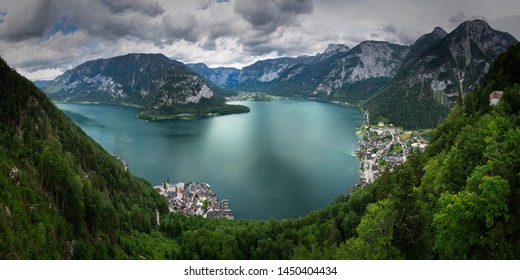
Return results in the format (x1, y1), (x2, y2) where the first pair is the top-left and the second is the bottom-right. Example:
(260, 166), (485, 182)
(1, 42), (519, 259)
(0, 57), (171, 259)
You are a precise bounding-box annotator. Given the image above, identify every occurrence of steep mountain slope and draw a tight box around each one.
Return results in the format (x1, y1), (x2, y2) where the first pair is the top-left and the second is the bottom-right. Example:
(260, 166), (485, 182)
(189, 56), (313, 92)
(0, 57), (169, 259)
(398, 27), (448, 71)
(364, 20), (518, 128)
(190, 42), (409, 103)
(313, 43), (350, 62)
(234, 57), (307, 91)
(269, 41), (409, 102)
(33, 80), (53, 89)
(43, 54), (248, 119)
(187, 63), (240, 88)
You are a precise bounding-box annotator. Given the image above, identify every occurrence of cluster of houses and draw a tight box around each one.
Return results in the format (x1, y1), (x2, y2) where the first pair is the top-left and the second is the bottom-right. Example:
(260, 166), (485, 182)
(356, 123), (428, 187)
(353, 89), (506, 188)
(154, 181), (233, 219)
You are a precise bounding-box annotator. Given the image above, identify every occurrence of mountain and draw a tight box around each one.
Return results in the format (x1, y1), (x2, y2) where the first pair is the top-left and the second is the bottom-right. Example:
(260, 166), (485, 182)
(189, 56), (313, 92)
(187, 63), (240, 88)
(364, 20), (518, 128)
(232, 56), (313, 91)
(188, 20), (517, 128)
(190, 41), (409, 102)
(398, 27), (448, 71)
(314, 43), (350, 61)
(43, 53), (249, 119)
(269, 41), (410, 102)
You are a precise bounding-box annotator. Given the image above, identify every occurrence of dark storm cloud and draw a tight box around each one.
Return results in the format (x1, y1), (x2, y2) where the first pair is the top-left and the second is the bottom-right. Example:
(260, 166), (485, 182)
(160, 14), (200, 43)
(3, 0), (520, 81)
(234, 0), (313, 33)
(0, 0), (192, 44)
(0, 0), (60, 42)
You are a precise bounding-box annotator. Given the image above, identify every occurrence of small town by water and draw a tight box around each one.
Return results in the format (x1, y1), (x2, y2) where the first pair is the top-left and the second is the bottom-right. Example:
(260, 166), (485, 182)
(355, 111), (429, 187)
(154, 181), (233, 219)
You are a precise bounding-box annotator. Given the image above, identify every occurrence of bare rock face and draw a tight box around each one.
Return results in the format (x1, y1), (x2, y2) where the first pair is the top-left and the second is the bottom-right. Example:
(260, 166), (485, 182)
(43, 53), (215, 108)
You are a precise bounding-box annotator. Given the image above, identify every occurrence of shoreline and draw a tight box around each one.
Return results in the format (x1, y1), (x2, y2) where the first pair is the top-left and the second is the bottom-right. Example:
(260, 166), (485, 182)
(52, 100), (144, 109)
(52, 99), (250, 121)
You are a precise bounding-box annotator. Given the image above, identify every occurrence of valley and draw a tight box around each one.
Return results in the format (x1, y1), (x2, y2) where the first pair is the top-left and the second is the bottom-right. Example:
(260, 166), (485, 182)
(1, 9), (519, 261)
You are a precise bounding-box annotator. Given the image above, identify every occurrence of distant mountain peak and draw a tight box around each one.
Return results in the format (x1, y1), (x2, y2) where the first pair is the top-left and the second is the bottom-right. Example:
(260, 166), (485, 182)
(364, 19), (518, 128)
(432, 27), (448, 37)
(354, 40), (401, 51)
(459, 19), (491, 29)
(413, 27), (447, 45)
(323, 44), (350, 54)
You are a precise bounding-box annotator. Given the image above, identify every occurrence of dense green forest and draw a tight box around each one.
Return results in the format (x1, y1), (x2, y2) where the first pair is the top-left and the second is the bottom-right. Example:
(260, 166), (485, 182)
(1, 43), (519, 259)
(0, 57), (170, 258)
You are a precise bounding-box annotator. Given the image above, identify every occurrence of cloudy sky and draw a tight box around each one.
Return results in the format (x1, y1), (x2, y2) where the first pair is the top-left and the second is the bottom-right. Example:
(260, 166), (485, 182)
(0, 0), (519, 80)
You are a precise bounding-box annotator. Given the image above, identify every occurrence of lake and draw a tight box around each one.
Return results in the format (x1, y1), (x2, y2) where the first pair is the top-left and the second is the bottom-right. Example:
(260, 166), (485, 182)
(56, 99), (364, 219)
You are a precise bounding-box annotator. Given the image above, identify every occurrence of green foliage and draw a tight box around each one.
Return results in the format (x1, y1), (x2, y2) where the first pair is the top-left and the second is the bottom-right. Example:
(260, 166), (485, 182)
(336, 199), (401, 259)
(433, 174), (510, 259)
(0, 57), (166, 259)
(2, 42), (520, 260)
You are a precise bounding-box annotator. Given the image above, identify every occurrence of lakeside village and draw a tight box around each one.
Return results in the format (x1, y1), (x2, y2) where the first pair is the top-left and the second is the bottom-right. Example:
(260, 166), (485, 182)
(355, 112), (430, 187)
(112, 155), (233, 219)
(354, 90), (507, 187)
(154, 181), (233, 219)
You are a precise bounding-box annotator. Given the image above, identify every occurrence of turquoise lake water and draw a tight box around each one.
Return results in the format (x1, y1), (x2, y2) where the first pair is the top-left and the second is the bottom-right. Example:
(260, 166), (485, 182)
(57, 99), (364, 219)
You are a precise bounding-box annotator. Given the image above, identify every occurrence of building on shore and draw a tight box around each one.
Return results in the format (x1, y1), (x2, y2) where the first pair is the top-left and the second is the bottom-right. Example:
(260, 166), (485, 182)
(154, 181), (233, 219)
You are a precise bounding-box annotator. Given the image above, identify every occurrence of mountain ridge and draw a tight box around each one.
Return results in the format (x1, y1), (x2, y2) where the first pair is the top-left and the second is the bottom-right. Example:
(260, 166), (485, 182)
(43, 53), (249, 120)
(39, 20), (519, 127)
(189, 20), (517, 127)
(364, 19), (518, 128)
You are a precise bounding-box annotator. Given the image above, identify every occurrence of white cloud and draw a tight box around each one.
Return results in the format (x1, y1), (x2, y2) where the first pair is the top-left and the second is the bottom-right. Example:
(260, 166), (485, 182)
(0, 0), (518, 80)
